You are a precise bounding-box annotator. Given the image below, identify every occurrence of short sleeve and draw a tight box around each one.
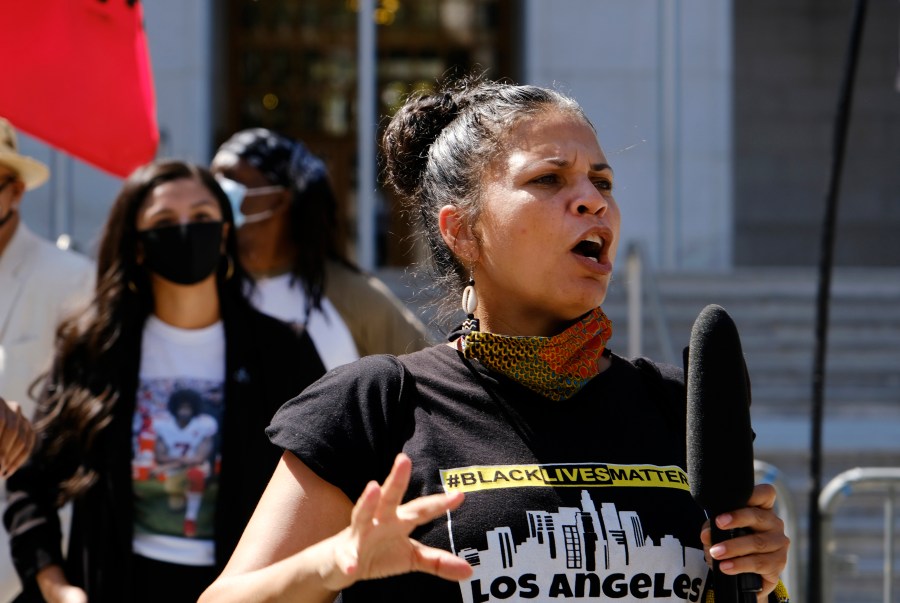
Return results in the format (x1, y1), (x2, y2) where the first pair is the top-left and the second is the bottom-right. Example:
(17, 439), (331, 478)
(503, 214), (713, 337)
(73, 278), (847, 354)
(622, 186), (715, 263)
(265, 354), (413, 500)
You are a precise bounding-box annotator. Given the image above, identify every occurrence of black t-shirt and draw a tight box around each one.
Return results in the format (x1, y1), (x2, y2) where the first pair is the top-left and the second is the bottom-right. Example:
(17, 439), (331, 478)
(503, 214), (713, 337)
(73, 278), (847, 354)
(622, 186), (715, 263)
(268, 345), (710, 603)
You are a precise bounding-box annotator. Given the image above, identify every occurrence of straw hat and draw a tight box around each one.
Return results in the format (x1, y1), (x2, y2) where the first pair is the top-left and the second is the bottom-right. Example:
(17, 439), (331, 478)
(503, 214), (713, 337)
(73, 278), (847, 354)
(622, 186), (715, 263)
(0, 117), (50, 191)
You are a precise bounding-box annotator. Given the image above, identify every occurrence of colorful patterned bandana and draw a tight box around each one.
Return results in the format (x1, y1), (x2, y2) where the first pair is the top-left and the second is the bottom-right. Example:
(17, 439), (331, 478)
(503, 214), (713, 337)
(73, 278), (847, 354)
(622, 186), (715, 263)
(457, 307), (613, 401)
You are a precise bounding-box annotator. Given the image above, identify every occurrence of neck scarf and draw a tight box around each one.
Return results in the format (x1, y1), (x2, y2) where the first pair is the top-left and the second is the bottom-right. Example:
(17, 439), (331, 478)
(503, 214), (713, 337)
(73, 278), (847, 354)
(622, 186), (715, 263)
(456, 307), (613, 401)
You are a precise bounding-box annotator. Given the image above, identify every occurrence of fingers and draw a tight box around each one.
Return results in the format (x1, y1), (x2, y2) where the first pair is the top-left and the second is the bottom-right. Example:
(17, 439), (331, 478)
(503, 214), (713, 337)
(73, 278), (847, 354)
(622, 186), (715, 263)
(338, 482), (384, 582)
(376, 453), (412, 520)
(356, 454), (463, 531)
(59, 585), (89, 603)
(4, 436), (33, 475)
(0, 401), (35, 476)
(350, 481), (382, 535)
(699, 521), (713, 568)
(335, 453), (471, 589)
(708, 528), (788, 573)
(7, 403), (35, 475)
(710, 485), (780, 539)
(699, 519), (712, 545)
(398, 491), (465, 525)
(706, 488), (790, 593)
(410, 541), (473, 582)
(745, 483), (777, 510)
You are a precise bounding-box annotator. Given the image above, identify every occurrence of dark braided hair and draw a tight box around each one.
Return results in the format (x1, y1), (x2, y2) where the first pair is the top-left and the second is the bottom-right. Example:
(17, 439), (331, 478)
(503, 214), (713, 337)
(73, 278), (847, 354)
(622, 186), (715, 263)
(214, 128), (345, 314)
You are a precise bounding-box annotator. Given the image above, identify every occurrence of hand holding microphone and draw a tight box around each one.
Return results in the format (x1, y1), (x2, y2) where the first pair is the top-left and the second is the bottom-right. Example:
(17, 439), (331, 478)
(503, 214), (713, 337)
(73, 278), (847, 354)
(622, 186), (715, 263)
(686, 305), (790, 603)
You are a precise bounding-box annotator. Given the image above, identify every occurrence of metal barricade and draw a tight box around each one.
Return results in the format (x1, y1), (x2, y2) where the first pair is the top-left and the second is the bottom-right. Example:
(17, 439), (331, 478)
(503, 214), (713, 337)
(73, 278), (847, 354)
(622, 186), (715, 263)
(819, 467), (900, 603)
(755, 459), (801, 602)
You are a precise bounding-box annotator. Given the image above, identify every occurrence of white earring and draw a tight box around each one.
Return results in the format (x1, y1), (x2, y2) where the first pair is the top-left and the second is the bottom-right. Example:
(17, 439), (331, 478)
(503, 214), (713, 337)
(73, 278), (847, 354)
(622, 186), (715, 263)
(461, 274), (480, 333)
(462, 280), (477, 315)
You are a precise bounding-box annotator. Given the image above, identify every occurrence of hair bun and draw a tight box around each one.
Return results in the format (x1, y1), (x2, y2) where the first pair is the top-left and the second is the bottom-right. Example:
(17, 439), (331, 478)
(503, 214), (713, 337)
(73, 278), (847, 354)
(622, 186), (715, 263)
(382, 90), (464, 200)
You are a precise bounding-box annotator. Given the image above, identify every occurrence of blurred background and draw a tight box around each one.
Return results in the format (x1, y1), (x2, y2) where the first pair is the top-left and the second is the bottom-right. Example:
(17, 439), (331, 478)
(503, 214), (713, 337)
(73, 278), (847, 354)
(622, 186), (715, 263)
(11, 1), (900, 601)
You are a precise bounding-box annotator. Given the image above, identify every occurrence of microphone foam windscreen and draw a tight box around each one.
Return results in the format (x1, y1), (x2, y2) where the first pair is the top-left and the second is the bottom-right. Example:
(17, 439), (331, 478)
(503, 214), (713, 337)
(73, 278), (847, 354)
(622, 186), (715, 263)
(686, 304), (755, 515)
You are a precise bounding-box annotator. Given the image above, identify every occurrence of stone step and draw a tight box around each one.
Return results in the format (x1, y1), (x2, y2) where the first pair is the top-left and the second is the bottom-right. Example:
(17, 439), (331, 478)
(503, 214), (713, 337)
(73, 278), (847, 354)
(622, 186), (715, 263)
(601, 268), (900, 420)
(750, 394), (898, 414)
(604, 306), (900, 341)
(651, 268), (900, 296)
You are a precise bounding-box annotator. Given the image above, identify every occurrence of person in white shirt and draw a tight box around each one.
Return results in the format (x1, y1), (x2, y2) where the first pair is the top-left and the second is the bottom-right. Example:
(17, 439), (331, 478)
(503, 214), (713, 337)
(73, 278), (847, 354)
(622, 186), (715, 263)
(0, 116), (94, 601)
(211, 128), (431, 371)
(0, 117), (94, 418)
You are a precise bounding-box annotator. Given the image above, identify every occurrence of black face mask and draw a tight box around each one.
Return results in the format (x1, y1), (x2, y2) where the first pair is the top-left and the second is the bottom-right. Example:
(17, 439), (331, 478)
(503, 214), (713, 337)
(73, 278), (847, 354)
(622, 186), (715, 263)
(138, 221), (224, 285)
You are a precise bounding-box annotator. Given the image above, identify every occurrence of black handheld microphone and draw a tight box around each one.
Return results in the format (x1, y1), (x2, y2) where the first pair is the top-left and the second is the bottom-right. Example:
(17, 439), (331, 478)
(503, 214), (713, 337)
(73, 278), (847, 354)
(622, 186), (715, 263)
(685, 304), (762, 603)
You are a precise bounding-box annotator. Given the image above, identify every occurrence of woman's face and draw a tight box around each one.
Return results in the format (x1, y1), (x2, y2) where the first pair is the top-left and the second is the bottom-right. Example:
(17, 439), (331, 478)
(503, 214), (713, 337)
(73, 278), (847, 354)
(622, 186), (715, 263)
(464, 110), (621, 336)
(209, 153), (290, 225)
(135, 176), (228, 288)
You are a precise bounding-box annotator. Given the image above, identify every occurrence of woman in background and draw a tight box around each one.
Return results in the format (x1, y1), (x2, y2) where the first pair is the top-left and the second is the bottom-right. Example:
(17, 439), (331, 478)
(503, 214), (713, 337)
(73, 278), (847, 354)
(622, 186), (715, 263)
(4, 160), (325, 603)
(211, 128), (431, 371)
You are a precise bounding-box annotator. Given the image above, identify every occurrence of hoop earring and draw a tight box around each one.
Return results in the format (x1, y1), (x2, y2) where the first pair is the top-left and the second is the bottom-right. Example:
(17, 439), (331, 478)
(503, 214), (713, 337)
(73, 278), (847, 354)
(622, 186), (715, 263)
(127, 280), (138, 294)
(461, 272), (479, 333)
(225, 255), (235, 281)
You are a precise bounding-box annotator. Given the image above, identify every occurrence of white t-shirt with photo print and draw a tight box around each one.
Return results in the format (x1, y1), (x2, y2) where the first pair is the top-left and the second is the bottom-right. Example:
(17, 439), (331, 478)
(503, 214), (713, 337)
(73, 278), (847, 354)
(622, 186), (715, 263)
(131, 316), (226, 567)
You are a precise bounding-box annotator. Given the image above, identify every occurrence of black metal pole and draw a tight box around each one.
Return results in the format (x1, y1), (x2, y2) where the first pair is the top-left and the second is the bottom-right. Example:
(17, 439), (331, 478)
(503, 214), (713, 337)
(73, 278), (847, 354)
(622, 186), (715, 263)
(807, 1), (868, 602)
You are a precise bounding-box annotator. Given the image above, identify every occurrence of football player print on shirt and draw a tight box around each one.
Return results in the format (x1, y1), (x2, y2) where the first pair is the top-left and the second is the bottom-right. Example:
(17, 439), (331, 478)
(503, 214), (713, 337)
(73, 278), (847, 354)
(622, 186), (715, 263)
(133, 380), (223, 540)
(153, 389), (218, 537)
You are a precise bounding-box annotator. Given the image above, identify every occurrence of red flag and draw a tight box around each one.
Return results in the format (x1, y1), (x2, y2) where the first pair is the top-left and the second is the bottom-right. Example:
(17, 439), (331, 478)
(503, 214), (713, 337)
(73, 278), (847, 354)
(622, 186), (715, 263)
(0, 0), (158, 177)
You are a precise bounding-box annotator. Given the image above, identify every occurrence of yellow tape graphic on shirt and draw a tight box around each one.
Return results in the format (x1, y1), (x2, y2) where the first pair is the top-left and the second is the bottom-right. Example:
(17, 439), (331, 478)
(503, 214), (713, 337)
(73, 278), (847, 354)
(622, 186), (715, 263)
(440, 463), (690, 494)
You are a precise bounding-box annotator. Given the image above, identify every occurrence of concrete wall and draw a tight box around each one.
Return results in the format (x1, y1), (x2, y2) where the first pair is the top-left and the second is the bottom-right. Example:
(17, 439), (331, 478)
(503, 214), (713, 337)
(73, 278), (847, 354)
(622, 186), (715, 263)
(17, 0), (215, 257)
(523, 0), (733, 271)
(734, 0), (900, 267)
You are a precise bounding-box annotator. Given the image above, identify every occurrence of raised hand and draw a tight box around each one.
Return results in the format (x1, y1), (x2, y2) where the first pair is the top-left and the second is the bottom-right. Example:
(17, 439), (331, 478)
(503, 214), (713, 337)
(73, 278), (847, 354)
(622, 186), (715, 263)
(700, 483), (790, 601)
(322, 453), (473, 591)
(0, 397), (36, 476)
(36, 564), (88, 603)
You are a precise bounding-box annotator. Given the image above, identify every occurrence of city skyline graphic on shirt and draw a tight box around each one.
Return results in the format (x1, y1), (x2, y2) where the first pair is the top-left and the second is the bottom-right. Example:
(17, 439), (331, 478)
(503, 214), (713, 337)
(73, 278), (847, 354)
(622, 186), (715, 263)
(454, 489), (707, 602)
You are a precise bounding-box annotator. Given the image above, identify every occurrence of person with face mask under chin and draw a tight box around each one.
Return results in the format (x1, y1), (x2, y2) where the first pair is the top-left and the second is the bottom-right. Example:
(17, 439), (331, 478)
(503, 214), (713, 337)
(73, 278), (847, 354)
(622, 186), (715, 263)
(3, 160), (326, 603)
(210, 129), (431, 372)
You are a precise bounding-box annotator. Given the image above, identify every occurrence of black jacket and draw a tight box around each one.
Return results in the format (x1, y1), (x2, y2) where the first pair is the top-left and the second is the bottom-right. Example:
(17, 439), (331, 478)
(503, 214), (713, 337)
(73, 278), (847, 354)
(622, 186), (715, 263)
(4, 299), (326, 602)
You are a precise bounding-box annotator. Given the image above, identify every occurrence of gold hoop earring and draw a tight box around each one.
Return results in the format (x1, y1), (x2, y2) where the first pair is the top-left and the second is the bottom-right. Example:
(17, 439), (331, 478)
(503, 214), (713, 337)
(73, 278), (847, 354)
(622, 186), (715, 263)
(225, 255), (235, 281)
(127, 280), (138, 294)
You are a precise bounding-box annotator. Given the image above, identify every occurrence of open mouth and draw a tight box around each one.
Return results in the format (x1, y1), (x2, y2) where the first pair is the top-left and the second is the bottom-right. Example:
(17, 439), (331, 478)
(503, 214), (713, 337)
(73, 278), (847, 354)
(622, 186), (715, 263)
(572, 234), (605, 262)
